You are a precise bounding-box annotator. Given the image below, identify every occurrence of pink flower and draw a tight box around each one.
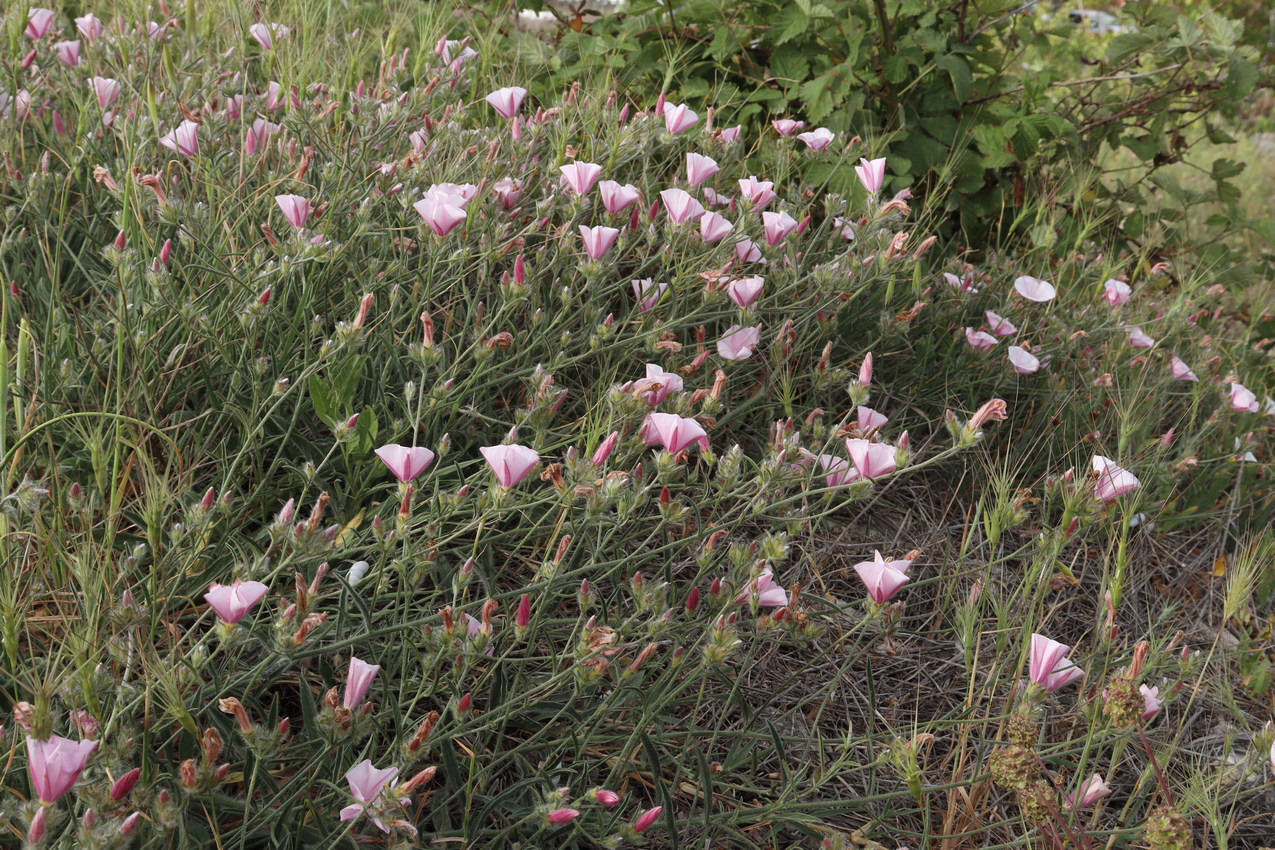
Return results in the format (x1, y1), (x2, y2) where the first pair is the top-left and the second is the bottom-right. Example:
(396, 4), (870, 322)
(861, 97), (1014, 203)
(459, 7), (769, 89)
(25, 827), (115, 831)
(1013, 275), (1056, 302)
(639, 363), (684, 406)
(633, 806), (662, 834)
(560, 162), (603, 196)
(204, 580), (270, 624)
(632, 279), (667, 312)
(598, 180), (640, 214)
(1028, 633), (1084, 692)
(246, 118), (278, 156)
(846, 439), (897, 479)
(1230, 382), (1259, 413)
(265, 80), (283, 111)
(340, 760), (402, 833)
(1008, 346), (1040, 374)
(90, 77), (121, 111)
(817, 454), (857, 488)
(796, 128), (834, 151)
(26, 735), (98, 803)
(76, 13), (101, 42)
(547, 808), (580, 825)
(734, 239), (763, 263)
(857, 406), (888, 433)
(855, 157), (887, 194)
(660, 188), (705, 224)
(703, 187), (733, 208)
(717, 325), (760, 361)
(686, 152), (719, 186)
(985, 310), (1016, 336)
(343, 657), (381, 709)
(485, 86), (527, 119)
(1127, 326), (1155, 348)
(55, 40), (81, 66)
(593, 789), (620, 806)
(945, 272), (979, 294)
(493, 177), (523, 210)
(737, 177), (776, 209)
(480, 444), (540, 487)
(414, 196), (466, 236)
(772, 119), (805, 136)
(859, 353), (873, 386)
(700, 211), (733, 243)
(275, 194), (311, 229)
(159, 120), (200, 157)
(735, 567), (789, 607)
(1170, 355), (1198, 382)
(26, 8), (55, 40)
(762, 211), (798, 246)
(646, 412), (709, 454)
(1092, 455), (1140, 500)
(1140, 684), (1162, 720)
(725, 275), (764, 308)
(853, 550), (912, 603)
(1104, 279), (1131, 306)
(579, 225), (620, 260)
(717, 125), (742, 144)
(249, 22), (290, 50)
(964, 328), (998, 351)
(1072, 774), (1111, 807)
(592, 431), (620, 466)
(663, 102), (697, 134)
(110, 768), (141, 801)
(374, 444), (435, 482)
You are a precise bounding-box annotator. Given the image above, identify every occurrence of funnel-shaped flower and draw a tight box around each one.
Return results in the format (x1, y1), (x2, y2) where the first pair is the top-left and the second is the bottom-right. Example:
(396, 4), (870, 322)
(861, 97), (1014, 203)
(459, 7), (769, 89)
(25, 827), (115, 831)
(1008, 346), (1040, 374)
(1169, 356), (1198, 382)
(26, 8), (55, 40)
(737, 177), (775, 209)
(1092, 455), (1140, 500)
(27, 735), (98, 803)
(965, 328), (997, 351)
(855, 157), (887, 194)
(1104, 279), (1130, 306)
(796, 128), (834, 151)
(663, 102), (697, 134)
(726, 276), (764, 309)
(90, 77), (121, 111)
(343, 657), (381, 709)
(481, 444), (540, 487)
(632, 278), (667, 312)
(846, 439), (897, 479)
(1127, 326), (1155, 348)
(159, 120), (200, 157)
(700, 211), (733, 243)
(55, 40), (81, 66)
(985, 310), (1016, 337)
(647, 413), (708, 454)
(275, 194), (311, 229)
(762, 211), (798, 246)
(76, 13), (102, 43)
(1029, 633), (1084, 691)
(1072, 774), (1111, 808)
(686, 152), (719, 186)
(414, 196), (466, 236)
(717, 325), (760, 361)
(1140, 684), (1162, 720)
(560, 162), (602, 196)
(857, 406), (888, 433)
(1013, 276), (1056, 302)
(485, 86), (527, 119)
(205, 580), (269, 623)
(246, 118), (278, 156)
(340, 761), (402, 833)
(735, 567), (788, 607)
(818, 454), (857, 488)
(734, 239), (762, 263)
(375, 444), (435, 482)
(598, 180), (640, 214)
(772, 119), (804, 136)
(249, 22), (290, 50)
(639, 363), (683, 406)
(1231, 382), (1259, 413)
(579, 225), (620, 260)
(660, 188), (705, 224)
(853, 550), (912, 603)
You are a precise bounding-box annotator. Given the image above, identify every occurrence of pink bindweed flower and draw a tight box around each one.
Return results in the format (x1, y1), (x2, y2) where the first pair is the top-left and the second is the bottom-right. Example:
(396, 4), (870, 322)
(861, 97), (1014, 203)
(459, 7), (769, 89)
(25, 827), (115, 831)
(858, 406), (888, 433)
(737, 177), (776, 209)
(598, 180), (640, 214)
(1008, 346), (1040, 374)
(985, 310), (1016, 336)
(964, 328), (998, 351)
(853, 550), (912, 604)
(26, 8), (55, 40)
(703, 187), (733, 208)
(772, 119), (805, 136)
(26, 735), (98, 803)
(249, 22), (290, 50)
(579, 225), (620, 260)
(205, 580), (269, 624)
(945, 272), (979, 294)
(1170, 355), (1198, 382)
(1028, 633), (1084, 692)
(275, 194), (311, 229)
(343, 657), (381, 709)
(686, 152), (720, 186)
(846, 439), (897, 479)
(856, 157), (887, 194)
(547, 808), (580, 825)
(717, 325), (760, 361)
(246, 118), (278, 156)
(1104, 279), (1131, 306)
(762, 210), (798, 246)
(633, 806), (662, 834)
(1092, 455), (1140, 500)
(735, 567), (788, 607)
(485, 86), (527, 119)
(646, 413), (709, 454)
(1126, 326), (1155, 348)
(726, 276), (764, 309)
(734, 238), (763, 263)
(663, 102), (697, 134)
(632, 279), (667, 312)
(76, 13), (102, 43)
(55, 40), (81, 66)
(1013, 275), (1056, 302)
(818, 454), (857, 488)
(1230, 382), (1259, 413)
(480, 444), (540, 487)
(700, 211), (733, 243)
(90, 77), (121, 111)
(266, 80), (283, 111)
(375, 444), (435, 482)
(796, 128), (834, 151)
(1140, 684), (1162, 720)
(1072, 774), (1111, 807)
(638, 363), (683, 406)
(560, 162), (603, 196)
(493, 177), (523, 210)
(717, 125), (742, 144)
(660, 188), (705, 224)
(159, 120), (200, 157)
(340, 760), (403, 833)
(414, 196), (467, 237)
